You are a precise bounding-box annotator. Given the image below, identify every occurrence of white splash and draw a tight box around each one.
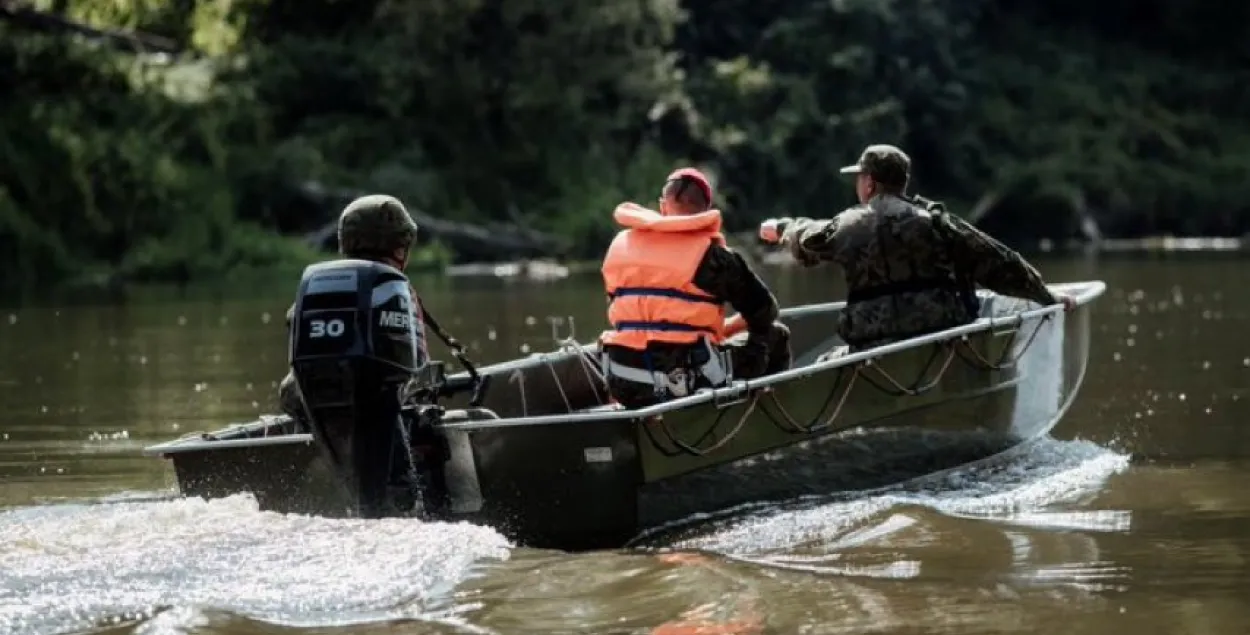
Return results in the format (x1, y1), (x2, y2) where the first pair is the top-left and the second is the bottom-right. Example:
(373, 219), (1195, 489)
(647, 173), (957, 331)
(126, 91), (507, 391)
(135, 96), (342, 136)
(675, 437), (1131, 556)
(0, 493), (512, 635)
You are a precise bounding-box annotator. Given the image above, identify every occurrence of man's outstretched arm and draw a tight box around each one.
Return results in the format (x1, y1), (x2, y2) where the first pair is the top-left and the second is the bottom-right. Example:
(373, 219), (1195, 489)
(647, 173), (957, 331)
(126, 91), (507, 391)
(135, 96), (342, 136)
(939, 213), (1066, 308)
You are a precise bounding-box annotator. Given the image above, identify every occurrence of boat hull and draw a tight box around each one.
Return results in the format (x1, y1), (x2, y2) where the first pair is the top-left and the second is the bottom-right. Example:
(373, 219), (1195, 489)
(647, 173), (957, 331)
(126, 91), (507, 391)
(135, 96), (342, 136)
(144, 281), (1103, 550)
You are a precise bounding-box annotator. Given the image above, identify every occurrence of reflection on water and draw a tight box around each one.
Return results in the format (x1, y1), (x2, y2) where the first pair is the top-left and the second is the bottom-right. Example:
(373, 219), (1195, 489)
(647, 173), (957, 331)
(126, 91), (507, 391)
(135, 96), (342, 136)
(1, 255), (1249, 635)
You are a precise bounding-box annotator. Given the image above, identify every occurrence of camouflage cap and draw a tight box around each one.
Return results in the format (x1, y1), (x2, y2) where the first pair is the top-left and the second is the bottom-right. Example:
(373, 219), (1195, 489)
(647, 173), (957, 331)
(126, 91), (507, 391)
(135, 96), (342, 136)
(838, 144), (911, 190)
(336, 194), (419, 257)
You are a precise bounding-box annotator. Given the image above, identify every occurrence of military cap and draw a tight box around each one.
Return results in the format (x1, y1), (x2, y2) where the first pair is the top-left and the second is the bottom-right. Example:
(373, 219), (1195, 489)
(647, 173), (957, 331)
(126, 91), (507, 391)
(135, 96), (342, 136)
(839, 144), (911, 190)
(336, 194), (419, 257)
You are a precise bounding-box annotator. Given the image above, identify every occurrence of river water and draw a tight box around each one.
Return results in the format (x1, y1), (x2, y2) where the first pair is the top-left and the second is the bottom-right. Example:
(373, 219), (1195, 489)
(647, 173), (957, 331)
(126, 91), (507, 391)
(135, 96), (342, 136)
(1, 253), (1247, 635)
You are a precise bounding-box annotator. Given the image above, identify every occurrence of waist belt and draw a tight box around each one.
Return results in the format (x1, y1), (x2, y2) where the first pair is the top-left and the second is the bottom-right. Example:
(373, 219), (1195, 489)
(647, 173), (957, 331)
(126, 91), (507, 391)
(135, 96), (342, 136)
(601, 338), (731, 398)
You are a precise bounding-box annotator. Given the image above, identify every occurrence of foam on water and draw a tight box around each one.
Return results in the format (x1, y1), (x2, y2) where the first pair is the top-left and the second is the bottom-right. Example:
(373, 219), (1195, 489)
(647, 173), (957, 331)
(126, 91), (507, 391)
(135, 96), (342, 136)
(0, 493), (513, 635)
(0, 436), (1131, 634)
(672, 437), (1132, 556)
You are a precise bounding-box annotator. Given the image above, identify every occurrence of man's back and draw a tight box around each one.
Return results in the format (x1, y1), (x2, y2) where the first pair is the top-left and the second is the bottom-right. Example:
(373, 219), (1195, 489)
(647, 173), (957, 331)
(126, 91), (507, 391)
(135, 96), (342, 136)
(597, 200), (791, 408)
(819, 195), (976, 348)
(763, 143), (1071, 352)
(277, 194), (422, 420)
(777, 193), (1063, 350)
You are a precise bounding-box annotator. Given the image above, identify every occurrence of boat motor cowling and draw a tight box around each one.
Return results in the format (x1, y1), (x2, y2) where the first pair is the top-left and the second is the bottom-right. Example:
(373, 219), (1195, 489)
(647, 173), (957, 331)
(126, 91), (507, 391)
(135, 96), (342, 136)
(288, 259), (427, 517)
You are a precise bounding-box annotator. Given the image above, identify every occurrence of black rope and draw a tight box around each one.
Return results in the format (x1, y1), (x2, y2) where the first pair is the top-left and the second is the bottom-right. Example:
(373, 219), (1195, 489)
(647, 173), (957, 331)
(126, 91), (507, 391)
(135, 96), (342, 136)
(855, 344), (950, 397)
(759, 365), (853, 434)
(640, 407), (732, 457)
(635, 311), (1054, 456)
(952, 314), (1052, 371)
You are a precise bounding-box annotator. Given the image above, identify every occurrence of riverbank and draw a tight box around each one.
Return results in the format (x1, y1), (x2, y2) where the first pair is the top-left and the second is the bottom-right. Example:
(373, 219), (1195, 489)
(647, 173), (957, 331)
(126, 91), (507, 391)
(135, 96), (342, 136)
(4, 1), (1249, 290)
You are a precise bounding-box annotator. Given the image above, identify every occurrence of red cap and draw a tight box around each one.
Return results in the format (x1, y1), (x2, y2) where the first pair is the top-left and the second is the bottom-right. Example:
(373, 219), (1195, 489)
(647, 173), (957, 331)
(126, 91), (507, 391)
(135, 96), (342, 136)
(666, 168), (714, 205)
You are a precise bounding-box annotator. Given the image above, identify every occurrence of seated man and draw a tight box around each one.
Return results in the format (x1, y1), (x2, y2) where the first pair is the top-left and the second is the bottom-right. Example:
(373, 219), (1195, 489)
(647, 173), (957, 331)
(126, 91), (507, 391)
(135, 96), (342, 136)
(761, 144), (1074, 357)
(599, 168), (792, 409)
(278, 194), (428, 421)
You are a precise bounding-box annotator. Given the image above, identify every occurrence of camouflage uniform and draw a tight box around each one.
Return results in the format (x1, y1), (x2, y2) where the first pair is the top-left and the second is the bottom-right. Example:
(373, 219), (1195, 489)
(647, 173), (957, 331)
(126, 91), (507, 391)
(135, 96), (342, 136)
(278, 194), (421, 419)
(776, 144), (1059, 355)
(604, 243), (792, 409)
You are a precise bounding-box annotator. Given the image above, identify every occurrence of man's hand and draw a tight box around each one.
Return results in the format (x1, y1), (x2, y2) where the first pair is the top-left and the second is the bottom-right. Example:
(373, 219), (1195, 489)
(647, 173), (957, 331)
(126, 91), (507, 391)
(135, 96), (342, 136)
(1057, 294), (1076, 312)
(734, 336), (770, 378)
(759, 218), (793, 245)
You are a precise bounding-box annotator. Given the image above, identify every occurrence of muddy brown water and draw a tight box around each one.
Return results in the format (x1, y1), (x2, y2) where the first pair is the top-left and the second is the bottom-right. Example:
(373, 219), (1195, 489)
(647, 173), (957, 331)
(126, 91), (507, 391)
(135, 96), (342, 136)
(1, 253), (1247, 635)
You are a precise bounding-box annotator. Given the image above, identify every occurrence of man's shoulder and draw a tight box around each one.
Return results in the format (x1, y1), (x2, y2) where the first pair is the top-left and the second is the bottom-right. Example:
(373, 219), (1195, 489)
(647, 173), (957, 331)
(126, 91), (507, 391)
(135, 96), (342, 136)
(926, 209), (983, 243)
(692, 241), (755, 290)
(701, 240), (750, 270)
(826, 204), (872, 229)
(837, 202), (876, 219)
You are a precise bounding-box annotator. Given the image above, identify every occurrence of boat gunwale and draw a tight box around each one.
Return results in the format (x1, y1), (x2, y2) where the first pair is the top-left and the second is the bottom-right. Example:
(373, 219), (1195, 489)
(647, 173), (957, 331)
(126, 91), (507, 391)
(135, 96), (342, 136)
(435, 280), (1103, 430)
(141, 280), (1104, 454)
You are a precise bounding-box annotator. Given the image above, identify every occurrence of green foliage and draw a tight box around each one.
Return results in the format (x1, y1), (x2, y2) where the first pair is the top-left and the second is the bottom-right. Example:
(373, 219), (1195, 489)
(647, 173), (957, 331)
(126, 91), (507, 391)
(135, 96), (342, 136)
(677, 0), (981, 220)
(952, 20), (1250, 236)
(0, 22), (300, 290)
(3, 0), (1249, 292)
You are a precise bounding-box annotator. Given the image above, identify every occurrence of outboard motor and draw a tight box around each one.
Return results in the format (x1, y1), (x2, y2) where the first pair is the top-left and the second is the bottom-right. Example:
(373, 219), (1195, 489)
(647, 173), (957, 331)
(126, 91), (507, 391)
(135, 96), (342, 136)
(288, 259), (428, 518)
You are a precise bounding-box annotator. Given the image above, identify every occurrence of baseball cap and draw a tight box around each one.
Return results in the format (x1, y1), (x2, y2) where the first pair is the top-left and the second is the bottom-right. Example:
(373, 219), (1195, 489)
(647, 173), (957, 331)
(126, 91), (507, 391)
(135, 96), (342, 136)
(838, 144), (911, 189)
(665, 167), (714, 205)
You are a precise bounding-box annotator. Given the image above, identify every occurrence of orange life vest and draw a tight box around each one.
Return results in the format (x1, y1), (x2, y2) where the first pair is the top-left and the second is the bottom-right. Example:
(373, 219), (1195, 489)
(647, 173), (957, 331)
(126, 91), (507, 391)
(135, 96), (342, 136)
(600, 202), (727, 350)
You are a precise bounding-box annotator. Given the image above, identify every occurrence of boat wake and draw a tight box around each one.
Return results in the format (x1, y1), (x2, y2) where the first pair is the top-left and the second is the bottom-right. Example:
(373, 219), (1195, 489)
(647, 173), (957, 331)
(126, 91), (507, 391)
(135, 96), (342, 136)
(656, 436), (1132, 567)
(0, 494), (512, 635)
(0, 437), (1130, 635)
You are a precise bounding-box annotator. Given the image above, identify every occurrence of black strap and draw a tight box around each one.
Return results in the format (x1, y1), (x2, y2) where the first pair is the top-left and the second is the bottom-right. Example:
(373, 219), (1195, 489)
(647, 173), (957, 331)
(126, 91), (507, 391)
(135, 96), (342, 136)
(608, 287), (721, 305)
(419, 306), (453, 349)
(612, 321), (719, 334)
(419, 302), (480, 382)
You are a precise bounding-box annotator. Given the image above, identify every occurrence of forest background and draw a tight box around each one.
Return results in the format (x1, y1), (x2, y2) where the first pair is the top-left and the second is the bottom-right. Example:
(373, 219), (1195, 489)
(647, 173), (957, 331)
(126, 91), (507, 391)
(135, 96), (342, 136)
(3, 0), (1247, 291)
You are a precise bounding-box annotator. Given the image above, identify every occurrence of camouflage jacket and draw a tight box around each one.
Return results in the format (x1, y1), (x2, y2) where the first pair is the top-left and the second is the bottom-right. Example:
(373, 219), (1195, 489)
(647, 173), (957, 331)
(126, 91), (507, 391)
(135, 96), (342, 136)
(780, 193), (1059, 349)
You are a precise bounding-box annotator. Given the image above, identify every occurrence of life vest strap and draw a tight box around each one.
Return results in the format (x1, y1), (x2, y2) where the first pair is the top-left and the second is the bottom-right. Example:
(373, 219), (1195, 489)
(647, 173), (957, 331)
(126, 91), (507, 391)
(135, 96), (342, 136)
(608, 286), (721, 305)
(611, 321), (719, 334)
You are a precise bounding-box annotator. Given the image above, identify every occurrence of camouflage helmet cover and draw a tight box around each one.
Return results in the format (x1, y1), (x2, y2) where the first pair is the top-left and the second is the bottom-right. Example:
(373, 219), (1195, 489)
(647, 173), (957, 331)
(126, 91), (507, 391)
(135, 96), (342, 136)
(336, 194), (419, 257)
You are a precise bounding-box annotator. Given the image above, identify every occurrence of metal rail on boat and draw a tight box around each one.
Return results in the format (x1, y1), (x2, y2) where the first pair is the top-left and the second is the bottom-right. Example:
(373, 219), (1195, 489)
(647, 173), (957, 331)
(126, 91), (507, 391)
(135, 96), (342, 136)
(437, 281), (1102, 431)
(142, 281), (1103, 455)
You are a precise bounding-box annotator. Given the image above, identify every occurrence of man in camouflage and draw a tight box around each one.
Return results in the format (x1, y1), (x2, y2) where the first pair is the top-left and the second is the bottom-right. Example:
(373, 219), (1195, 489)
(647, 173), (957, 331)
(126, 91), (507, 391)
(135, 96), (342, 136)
(277, 194), (423, 420)
(760, 144), (1075, 355)
(604, 170), (792, 409)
